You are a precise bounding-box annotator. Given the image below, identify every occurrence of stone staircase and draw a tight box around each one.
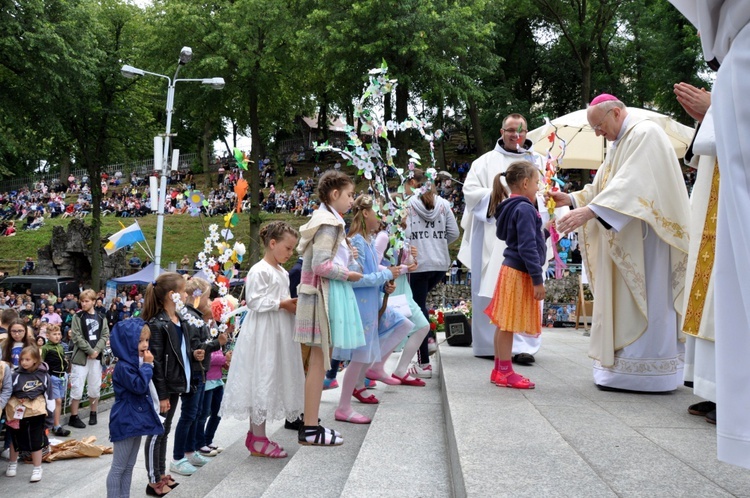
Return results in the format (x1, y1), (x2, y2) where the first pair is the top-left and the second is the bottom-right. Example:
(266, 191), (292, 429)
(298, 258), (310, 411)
(29, 328), (750, 498)
(167, 354), (453, 498)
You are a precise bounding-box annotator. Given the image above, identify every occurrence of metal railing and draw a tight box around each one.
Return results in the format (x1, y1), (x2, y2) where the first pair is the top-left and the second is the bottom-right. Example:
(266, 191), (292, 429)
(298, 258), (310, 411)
(0, 153), (200, 192)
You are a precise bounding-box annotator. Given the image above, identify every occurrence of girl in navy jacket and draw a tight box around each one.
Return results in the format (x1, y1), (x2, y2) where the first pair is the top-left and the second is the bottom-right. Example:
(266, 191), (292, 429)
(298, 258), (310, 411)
(107, 318), (163, 497)
(484, 160), (548, 390)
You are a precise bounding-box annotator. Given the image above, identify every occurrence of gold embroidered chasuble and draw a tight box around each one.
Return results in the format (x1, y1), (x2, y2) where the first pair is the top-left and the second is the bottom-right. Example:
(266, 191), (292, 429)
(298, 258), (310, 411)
(571, 117), (690, 367)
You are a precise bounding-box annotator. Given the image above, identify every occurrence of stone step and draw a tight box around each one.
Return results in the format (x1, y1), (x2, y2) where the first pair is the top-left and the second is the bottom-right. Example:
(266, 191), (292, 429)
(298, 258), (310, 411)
(340, 355), (452, 497)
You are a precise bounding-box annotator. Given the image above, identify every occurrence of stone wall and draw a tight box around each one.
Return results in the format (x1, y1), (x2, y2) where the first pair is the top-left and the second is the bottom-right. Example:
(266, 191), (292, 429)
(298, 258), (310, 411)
(425, 274), (587, 309)
(35, 218), (126, 285)
(427, 282), (471, 309)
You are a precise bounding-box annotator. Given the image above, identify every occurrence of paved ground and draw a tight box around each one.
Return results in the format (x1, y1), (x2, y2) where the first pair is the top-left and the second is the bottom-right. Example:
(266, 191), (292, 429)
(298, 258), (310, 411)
(441, 328), (750, 497)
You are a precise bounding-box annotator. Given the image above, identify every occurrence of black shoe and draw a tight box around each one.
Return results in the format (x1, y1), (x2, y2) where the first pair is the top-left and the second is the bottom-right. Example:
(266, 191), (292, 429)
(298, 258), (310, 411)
(68, 415), (86, 429)
(285, 416), (304, 431)
(705, 409), (717, 425)
(285, 414), (323, 431)
(88, 412), (97, 426)
(688, 401), (716, 416)
(53, 426), (71, 437)
(512, 353), (535, 365)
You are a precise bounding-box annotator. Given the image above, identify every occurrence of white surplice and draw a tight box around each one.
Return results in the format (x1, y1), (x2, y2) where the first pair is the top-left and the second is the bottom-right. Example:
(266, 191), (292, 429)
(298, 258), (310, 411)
(459, 141), (546, 357)
(670, 0), (750, 470)
(682, 111), (718, 403)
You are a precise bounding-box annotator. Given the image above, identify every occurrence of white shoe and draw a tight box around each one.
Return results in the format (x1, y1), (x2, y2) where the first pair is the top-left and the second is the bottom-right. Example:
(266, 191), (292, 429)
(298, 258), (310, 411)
(408, 362), (433, 379)
(428, 338), (437, 355)
(1, 448), (10, 460)
(6, 462), (17, 477)
(208, 444), (224, 453)
(30, 466), (42, 482)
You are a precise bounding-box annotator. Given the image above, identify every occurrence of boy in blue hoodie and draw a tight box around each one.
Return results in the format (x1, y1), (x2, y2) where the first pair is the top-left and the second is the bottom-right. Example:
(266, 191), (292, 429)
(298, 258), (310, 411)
(107, 319), (164, 497)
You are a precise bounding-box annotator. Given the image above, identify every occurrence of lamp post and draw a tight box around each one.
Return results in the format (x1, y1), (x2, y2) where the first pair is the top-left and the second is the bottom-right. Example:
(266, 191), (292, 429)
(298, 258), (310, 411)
(121, 47), (224, 281)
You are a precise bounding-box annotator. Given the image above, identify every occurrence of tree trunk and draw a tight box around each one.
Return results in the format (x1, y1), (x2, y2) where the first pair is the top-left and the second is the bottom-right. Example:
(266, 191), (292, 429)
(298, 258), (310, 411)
(435, 96), (445, 169)
(394, 82), (409, 167)
(60, 156), (72, 187)
(319, 93), (329, 143)
(201, 120), (212, 176)
(248, 84), (262, 267)
(87, 162), (102, 291)
(581, 54), (592, 107)
(467, 96), (485, 155)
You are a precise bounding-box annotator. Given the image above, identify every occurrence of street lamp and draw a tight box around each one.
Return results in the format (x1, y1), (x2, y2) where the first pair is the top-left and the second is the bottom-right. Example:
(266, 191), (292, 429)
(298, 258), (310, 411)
(121, 46), (225, 281)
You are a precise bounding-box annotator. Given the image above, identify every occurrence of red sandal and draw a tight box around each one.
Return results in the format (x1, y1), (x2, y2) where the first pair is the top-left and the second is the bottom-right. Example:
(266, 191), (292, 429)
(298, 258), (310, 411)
(352, 387), (379, 404)
(247, 433), (288, 458)
(495, 371), (535, 390)
(391, 373), (426, 387)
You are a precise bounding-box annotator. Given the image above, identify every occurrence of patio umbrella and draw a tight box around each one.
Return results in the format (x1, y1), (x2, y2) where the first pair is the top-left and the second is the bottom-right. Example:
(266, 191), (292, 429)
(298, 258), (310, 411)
(526, 108), (695, 170)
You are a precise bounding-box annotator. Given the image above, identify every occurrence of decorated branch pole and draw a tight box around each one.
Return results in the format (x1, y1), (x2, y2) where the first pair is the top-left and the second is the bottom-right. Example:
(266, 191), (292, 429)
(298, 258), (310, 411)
(188, 153), (251, 343)
(313, 62), (442, 315)
(542, 119), (570, 279)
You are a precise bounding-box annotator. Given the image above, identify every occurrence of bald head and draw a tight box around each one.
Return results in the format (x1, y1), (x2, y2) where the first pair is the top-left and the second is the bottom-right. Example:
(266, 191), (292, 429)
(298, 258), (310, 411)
(587, 99), (628, 141)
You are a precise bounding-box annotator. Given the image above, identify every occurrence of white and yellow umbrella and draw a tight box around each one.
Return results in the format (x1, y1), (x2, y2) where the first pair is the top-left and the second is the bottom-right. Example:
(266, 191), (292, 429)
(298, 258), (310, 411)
(527, 107), (695, 170)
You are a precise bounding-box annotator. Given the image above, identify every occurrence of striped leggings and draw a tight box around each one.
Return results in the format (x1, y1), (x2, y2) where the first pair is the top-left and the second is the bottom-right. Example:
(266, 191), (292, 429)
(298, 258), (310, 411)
(144, 393), (178, 484)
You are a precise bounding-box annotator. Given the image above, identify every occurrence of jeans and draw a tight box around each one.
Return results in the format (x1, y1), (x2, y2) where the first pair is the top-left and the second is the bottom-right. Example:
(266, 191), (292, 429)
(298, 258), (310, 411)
(325, 360), (341, 380)
(409, 271), (445, 364)
(195, 385), (223, 449)
(144, 392), (178, 484)
(107, 436), (141, 497)
(172, 379), (205, 460)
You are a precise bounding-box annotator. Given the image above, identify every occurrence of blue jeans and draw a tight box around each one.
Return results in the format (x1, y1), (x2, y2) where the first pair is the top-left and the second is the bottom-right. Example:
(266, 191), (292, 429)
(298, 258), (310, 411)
(195, 385), (223, 448)
(172, 379), (205, 460)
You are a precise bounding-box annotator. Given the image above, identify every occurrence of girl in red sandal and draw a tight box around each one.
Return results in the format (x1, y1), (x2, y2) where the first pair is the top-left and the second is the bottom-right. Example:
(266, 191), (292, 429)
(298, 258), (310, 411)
(484, 161), (549, 389)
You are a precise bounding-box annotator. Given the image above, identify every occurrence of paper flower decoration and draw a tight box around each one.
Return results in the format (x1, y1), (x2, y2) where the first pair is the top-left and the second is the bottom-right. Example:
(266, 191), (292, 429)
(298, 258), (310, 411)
(188, 190), (205, 208)
(224, 212), (239, 228)
(233, 148), (251, 170)
(313, 62), (440, 265)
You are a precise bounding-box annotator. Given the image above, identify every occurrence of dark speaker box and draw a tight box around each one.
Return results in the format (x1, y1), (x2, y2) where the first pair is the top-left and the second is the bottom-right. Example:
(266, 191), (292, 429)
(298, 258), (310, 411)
(444, 312), (472, 347)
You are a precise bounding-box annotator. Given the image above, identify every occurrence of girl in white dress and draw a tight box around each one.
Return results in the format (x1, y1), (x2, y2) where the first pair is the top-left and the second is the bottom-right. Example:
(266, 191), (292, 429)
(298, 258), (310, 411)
(219, 221), (304, 458)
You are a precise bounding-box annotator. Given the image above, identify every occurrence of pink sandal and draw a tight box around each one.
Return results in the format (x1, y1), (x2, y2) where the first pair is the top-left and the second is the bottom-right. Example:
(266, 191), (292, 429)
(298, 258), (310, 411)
(495, 372), (535, 390)
(365, 369), (401, 385)
(334, 409), (372, 424)
(246, 433), (288, 458)
(352, 387), (379, 404)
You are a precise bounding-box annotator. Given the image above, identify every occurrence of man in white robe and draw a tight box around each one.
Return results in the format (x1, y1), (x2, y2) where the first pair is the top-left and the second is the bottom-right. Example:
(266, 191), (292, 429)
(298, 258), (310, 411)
(553, 96), (690, 393)
(669, 0), (750, 470)
(458, 114), (546, 361)
(674, 82), (717, 424)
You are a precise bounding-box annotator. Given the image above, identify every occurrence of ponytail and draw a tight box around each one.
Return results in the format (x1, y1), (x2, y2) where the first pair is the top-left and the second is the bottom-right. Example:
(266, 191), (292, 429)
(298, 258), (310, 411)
(411, 169), (435, 210)
(488, 172), (509, 218)
(141, 272), (185, 321)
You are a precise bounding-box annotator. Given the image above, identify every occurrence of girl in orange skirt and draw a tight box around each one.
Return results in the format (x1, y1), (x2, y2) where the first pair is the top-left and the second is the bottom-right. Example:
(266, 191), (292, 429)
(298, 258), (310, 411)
(484, 161), (548, 389)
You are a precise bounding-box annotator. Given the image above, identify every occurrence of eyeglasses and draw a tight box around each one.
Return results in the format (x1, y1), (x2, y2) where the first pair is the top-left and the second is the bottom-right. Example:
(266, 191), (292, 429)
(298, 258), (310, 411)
(592, 109), (614, 132)
(502, 128), (527, 135)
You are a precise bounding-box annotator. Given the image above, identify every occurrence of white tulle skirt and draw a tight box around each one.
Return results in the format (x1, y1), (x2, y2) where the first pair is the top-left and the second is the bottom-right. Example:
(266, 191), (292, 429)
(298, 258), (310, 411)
(219, 307), (304, 426)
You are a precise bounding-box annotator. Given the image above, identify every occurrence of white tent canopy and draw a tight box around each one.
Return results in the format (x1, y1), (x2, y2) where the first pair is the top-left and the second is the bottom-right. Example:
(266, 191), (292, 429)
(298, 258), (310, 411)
(527, 107), (695, 170)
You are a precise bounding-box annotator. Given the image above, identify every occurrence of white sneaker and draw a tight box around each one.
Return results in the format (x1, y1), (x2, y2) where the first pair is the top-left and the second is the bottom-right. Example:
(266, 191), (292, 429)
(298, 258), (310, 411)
(1, 448), (10, 460)
(187, 452), (209, 467)
(428, 338), (438, 355)
(208, 444), (224, 453)
(6, 462), (17, 477)
(198, 446), (218, 457)
(408, 362), (433, 379)
(30, 466), (42, 482)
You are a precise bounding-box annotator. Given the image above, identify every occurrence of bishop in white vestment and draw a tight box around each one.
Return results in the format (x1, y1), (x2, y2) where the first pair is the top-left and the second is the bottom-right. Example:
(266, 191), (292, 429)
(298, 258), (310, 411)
(553, 96), (690, 393)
